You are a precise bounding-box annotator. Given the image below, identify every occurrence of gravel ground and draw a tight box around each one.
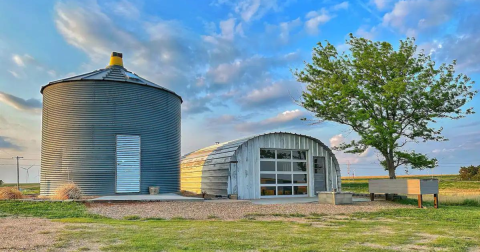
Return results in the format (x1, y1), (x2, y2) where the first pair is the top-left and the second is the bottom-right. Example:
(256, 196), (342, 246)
(88, 200), (411, 220)
(0, 217), (65, 252)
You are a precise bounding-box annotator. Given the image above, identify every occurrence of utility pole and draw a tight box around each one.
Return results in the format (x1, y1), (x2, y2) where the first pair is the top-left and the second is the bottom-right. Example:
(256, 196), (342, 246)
(14, 156), (23, 190)
(347, 161), (351, 179)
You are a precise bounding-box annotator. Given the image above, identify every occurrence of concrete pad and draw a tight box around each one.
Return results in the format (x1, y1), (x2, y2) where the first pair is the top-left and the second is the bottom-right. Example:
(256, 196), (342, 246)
(89, 193), (204, 202)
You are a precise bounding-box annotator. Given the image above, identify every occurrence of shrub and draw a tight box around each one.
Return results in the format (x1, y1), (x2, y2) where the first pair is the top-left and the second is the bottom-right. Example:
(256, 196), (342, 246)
(0, 180), (4, 186)
(123, 215), (141, 220)
(0, 187), (23, 200)
(459, 165), (480, 181)
(52, 183), (82, 200)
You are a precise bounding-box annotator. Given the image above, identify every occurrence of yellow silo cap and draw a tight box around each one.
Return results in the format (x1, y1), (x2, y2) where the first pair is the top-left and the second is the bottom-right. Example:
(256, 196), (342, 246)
(108, 52), (123, 67)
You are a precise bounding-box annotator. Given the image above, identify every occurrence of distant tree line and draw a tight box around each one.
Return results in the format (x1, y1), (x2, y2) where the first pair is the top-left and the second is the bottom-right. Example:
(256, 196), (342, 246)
(459, 165), (480, 181)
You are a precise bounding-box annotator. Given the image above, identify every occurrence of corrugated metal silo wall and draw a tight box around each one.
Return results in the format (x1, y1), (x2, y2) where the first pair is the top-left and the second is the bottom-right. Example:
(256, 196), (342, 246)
(41, 81), (181, 195)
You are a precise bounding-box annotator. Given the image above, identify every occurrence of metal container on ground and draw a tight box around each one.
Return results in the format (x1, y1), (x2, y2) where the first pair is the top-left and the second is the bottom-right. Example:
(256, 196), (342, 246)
(149, 186), (160, 195)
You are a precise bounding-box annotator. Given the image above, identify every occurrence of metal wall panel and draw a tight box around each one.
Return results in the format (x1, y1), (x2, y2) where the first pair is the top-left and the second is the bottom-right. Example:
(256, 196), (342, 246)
(116, 135), (141, 193)
(40, 81), (181, 195)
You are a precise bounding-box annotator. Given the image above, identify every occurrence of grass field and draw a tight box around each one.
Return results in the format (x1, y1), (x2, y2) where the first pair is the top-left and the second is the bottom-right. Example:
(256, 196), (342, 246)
(0, 201), (479, 251)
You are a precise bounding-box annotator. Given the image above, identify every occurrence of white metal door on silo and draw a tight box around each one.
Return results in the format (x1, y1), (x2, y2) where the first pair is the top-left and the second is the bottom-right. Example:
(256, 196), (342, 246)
(116, 135), (141, 193)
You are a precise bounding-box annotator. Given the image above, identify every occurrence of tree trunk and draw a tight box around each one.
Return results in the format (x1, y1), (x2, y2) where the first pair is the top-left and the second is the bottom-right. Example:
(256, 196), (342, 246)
(386, 153), (396, 179)
(388, 167), (396, 179)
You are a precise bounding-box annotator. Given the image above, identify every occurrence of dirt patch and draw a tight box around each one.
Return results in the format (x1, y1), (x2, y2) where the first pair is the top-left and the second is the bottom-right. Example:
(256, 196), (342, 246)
(87, 200), (411, 220)
(0, 217), (65, 252)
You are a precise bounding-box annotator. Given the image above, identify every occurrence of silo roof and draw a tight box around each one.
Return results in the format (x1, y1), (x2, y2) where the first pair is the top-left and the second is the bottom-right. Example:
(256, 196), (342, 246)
(41, 63), (182, 102)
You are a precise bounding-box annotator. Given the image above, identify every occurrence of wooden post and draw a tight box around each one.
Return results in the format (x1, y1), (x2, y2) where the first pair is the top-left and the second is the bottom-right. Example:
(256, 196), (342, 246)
(418, 194), (423, 208)
(370, 193), (374, 201)
(434, 194), (439, 209)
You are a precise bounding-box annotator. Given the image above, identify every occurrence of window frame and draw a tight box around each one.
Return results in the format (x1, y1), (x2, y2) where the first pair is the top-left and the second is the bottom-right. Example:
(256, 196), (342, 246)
(259, 148), (308, 198)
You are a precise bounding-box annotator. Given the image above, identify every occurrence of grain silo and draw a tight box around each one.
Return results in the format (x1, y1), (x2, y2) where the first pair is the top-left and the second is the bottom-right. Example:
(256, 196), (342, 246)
(40, 52), (182, 196)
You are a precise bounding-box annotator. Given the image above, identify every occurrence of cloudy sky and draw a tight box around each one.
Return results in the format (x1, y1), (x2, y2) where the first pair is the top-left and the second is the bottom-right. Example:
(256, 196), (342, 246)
(1, 0), (480, 183)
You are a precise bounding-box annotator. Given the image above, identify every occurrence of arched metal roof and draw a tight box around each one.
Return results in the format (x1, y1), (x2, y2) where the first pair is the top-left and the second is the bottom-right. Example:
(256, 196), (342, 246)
(181, 132), (339, 167)
(40, 65), (182, 102)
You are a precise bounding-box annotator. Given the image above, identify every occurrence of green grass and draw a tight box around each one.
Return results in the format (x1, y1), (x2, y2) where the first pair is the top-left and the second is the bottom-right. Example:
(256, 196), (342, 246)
(1, 201), (480, 251)
(0, 183), (40, 195)
(55, 206), (479, 251)
(0, 201), (102, 219)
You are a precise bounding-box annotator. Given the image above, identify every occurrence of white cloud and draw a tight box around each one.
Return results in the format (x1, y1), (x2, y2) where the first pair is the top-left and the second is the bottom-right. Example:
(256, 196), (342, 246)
(278, 18), (302, 43)
(432, 148), (456, 153)
(329, 134), (344, 147)
(332, 1), (349, 11)
(12, 54), (25, 67)
(371, 0), (391, 10)
(236, 0), (261, 22)
(206, 52), (300, 88)
(12, 54), (36, 68)
(238, 80), (301, 109)
(8, 70), (20, 79)
(235, 109), (306, 132)
(109, 0), (141, 19)
(382, 0), (458, 37)
(219, 18), (237, 40)
(421, 11), (480, 73)
(305, 9), (333, 35)
(233, 0), (280, 22)
(0, 92), (42, 114)
(355, 26), (377, 40)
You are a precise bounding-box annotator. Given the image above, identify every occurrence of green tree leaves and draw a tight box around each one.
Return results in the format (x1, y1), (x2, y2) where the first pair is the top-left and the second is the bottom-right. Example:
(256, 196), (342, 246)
(294, 34), (477, 178)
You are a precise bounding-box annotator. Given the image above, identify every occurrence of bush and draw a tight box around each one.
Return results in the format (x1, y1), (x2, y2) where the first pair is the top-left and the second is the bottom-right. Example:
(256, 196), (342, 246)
(459, 165), (480, 181)
(123, 215), (141, 220)
(0, 187), (23, 200)
(0, 180), (4, 186)
(52, 183), (82, 200)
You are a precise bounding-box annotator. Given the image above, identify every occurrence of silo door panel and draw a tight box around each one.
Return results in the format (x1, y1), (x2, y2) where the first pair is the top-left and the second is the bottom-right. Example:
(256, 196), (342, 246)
(116, 135), (141, 193)
(313, 156), (326, 193)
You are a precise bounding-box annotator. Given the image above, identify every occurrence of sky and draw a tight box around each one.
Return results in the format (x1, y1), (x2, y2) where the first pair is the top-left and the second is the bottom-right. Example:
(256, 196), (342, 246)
(1, 0), (480, 183)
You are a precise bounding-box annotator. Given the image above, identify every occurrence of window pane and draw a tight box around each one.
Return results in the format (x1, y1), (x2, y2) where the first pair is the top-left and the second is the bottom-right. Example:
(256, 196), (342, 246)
(293, 162), (307, 172)
(260, 161), (275, 171)
(261, 186), (276, 196)
(294, 186), (308, 195)
(293, 174), (307, 183)
(260, 174), (275, 184)
(292, 151), (306, 160)
(260, 149), (275, 159)
(277, 161), (292, 172)
(277, 150), (291, 159)
(314, 157), (325, 169)
(278, 186), (293, 195)
(277, 174), (292, 184)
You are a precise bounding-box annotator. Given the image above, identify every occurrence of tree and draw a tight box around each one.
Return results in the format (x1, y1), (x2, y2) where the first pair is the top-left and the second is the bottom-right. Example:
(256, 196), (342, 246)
(294, 34), (477, 179)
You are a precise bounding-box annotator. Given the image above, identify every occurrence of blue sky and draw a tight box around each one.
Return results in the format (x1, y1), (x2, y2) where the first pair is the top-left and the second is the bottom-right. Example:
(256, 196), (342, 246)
(1, 0), (480, 183)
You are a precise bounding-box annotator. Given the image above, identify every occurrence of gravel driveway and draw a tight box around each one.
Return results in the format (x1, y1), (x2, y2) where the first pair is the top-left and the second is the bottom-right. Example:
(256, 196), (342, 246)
(0, 217), (65, 252)
(88, 200), (410, 220)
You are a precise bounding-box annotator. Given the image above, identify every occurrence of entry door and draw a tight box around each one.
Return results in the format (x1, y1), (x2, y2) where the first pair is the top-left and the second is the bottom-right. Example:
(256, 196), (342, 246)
(116, 135), (141, 193)
(313, 156), (326, 193)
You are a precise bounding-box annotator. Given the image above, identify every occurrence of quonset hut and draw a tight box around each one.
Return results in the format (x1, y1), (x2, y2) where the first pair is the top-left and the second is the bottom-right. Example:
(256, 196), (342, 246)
(181, 132), (341, 199)
(40, 52), (182, 195)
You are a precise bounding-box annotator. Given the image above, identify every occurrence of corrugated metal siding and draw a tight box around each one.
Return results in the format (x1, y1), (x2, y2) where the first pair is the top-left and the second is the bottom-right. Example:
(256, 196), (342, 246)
(180, 132), (341, 199)
(40, 81), (181, 195)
